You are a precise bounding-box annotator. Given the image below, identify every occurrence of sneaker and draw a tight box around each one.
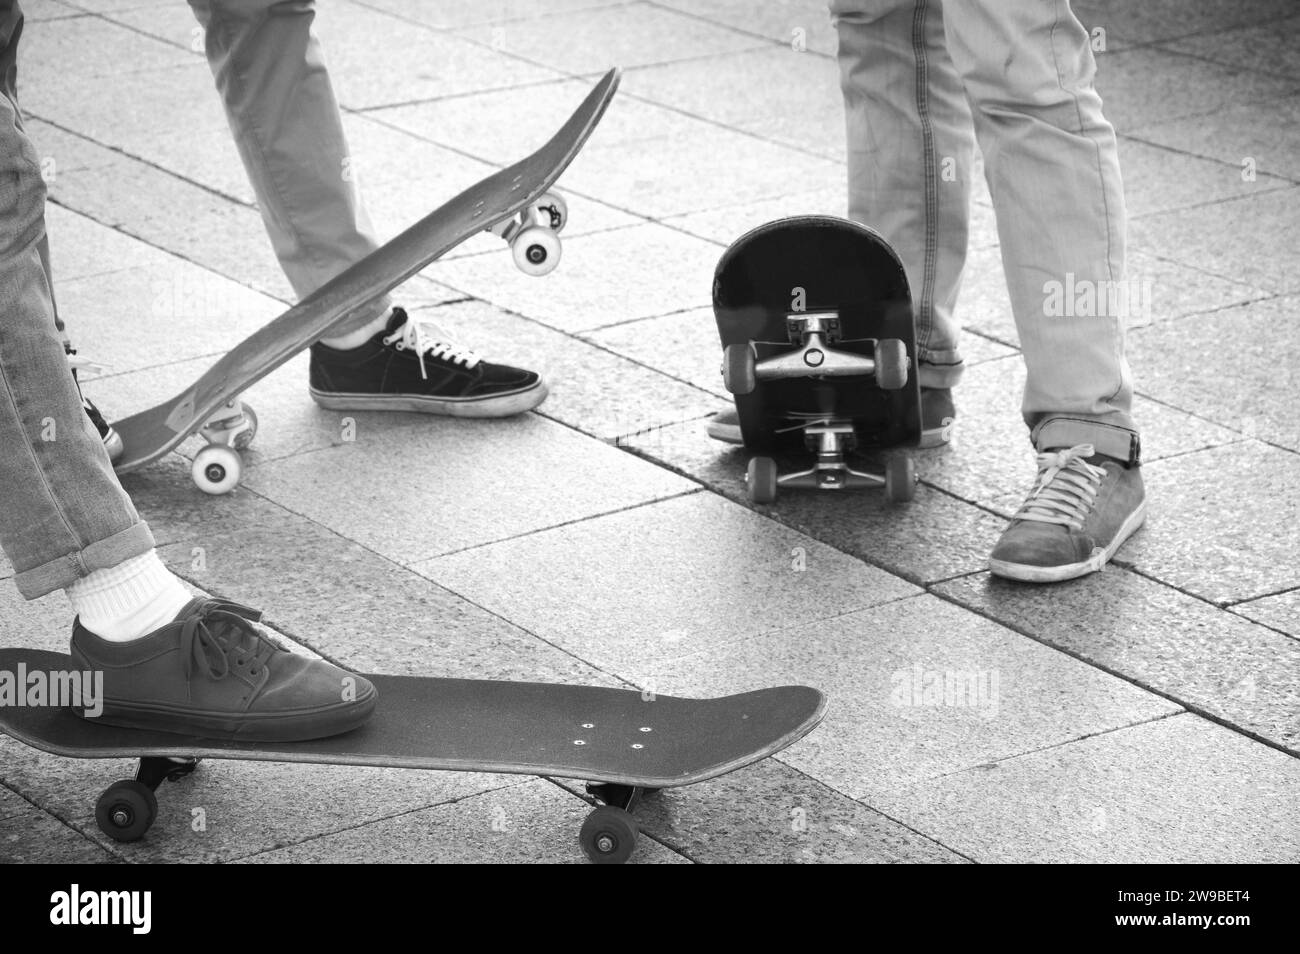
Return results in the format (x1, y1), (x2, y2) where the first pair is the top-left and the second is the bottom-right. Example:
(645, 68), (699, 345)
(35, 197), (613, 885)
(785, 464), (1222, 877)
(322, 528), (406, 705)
(309, 307), (547, 417)
(67, 348), (123, 463)
(988, 444), (1147, 583)
(705, 387), (956, 447)
(70, 597), (378, 741)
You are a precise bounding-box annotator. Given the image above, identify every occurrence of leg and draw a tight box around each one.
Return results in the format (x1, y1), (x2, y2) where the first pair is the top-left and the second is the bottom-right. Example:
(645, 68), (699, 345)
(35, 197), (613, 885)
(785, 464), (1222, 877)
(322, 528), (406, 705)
(941, 0), (1144, 581)
(830, 0), (975, 391)
(0, 2), (156, 600)
(186, 0), (386, 339)
(942, 0), (1136, 458)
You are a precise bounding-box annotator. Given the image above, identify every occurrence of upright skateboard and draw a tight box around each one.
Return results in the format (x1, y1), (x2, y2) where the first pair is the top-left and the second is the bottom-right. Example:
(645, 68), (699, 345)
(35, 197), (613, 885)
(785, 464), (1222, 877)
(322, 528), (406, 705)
(112, 68), (621, 494)
(0, 649), (824, 864)
(713, 215), (922, 504)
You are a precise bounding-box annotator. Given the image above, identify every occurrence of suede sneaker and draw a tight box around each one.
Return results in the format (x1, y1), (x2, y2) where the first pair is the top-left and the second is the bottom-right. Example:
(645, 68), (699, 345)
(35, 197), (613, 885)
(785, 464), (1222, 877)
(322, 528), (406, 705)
(705, 386), (956, 447)
(988, 444), (1147, 583)
(309, 307), (547, 417)
(70, 598), (377, 741)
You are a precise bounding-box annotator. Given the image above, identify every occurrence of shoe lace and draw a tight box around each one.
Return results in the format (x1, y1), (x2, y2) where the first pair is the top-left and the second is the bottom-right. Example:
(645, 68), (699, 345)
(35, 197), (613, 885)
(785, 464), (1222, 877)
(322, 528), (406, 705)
(1013, 444), (1106, 530)
(177, 599), (280, 682)
(382, 313), (481, 379)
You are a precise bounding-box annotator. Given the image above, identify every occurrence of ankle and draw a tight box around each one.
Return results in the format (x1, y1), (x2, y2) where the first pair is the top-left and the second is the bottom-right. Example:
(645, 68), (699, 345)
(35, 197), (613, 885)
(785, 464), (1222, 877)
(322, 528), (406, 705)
(319, 306), (395, 351)
(66, 552), (192, 642)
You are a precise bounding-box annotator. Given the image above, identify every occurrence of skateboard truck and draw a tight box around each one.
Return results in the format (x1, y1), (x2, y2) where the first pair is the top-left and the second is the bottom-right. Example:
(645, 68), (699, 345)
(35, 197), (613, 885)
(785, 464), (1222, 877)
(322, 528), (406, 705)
(96, 757), (201, 843)
(485, 190), (567, 276)
(744, 424), (915, 505)
(581, 782), (661, 864)
(190, 399), (259, 496)
(722, 311), (909, 395)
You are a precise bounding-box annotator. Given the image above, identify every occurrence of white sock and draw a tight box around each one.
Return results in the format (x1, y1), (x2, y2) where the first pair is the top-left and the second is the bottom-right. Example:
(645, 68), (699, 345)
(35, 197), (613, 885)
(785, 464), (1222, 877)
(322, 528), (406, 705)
(319, 310), (391, 351)
(67, 551), (193, 642)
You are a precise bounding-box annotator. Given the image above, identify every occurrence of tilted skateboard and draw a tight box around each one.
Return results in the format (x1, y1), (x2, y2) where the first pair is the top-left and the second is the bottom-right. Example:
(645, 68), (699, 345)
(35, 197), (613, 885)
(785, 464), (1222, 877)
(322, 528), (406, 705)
(0, 649), (825, 864)
(713, 215), (922, 504)
(112, 68), (621, 495)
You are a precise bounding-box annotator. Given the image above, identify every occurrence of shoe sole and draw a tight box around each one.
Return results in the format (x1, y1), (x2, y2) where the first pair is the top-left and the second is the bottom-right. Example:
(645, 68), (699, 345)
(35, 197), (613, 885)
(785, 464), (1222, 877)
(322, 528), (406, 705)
(309, 380), (548, 418)
(988, 499), (1149, 583)
(88, 691), (378, 743)
(103, 428), (125, 465)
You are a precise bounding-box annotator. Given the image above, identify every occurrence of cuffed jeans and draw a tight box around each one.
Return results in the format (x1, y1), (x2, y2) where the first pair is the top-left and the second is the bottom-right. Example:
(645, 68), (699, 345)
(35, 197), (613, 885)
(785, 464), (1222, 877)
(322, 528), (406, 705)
(0, 1), (156, 598)
(830, 0), (1139, 459)
(2, 0), (383, 599)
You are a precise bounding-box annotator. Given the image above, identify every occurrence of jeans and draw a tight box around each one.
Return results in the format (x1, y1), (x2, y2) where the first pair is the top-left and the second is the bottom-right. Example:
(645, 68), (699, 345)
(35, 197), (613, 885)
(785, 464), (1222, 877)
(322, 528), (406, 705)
(1, 0), (382, 599)
(830, 0), (1139, 458)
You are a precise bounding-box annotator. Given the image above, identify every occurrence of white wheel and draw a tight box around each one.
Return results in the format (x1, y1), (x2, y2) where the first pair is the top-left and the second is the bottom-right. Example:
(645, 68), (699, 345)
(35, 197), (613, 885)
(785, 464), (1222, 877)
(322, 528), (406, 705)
(191, 445), (242, 495)
(511, 226), (561, 276)
(535, 192), (568, 233)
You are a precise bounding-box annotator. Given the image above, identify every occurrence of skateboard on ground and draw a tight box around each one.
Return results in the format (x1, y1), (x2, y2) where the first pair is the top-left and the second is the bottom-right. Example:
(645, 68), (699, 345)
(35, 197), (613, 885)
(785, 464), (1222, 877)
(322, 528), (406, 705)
(0, 648), (824, 864)
(111, 68), (621, 495)
(713, 215), (922, 504)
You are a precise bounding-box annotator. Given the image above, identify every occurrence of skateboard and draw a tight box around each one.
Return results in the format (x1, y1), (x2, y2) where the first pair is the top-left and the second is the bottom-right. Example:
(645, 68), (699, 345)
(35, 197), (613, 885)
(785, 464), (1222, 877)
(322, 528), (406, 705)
(111, 68), (621, 495)
(713, 215), (922, 504)
(0, 649), (825, 864)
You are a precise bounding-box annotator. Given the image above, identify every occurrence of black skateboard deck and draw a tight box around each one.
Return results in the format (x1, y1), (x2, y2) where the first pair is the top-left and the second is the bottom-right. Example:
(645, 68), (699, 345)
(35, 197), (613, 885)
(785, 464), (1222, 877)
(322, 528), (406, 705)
(0, 649), (825, 863)
(112, 68), (621, 495)
(713, 215), (922, 503)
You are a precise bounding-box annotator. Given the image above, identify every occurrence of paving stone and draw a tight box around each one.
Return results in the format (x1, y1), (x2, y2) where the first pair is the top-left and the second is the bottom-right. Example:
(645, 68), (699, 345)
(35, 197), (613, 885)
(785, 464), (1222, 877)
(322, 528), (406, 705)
(358, 0), (628, 30)
(585, 306), (731, 399)
(869, 713), (1300, 863)
(153, 513), (624, 685)
(398, 300), (719, 442)
(1073, 0), (1299, 50)
(0, 588), (80, 654)
(894, 355), (1243, 518)
(1120, 138), (1288, 217)
(662, 185), (847, 245)
(454, 4), (766, 74)
(0, 735), (518, 863)
(56, 259), (282, 375)
(1162, 14), (1300, 81)
(621, 46), (846, 161)
(619, 417), (1006, 585)
(1129, 296), (1300, 451)
(935, 569), (1300, 752)
(44, 202), (179, 283)
(244, 411), (695, 563)
(1123, 441), (1300, 606)
(432, 223), (719, 333)
(237, 778), (688, 863)
(1095, 46), (1299, 135)
(19, 12), (192, 85)
(0, 798), (118, 864)
(419, 491), (920, 676)
(580, 592), (1176, 799)
(1129, 185), (1300, 296)
(655, 0), (838, 55)
(47, 149), (294, 300)
(1232, 588), (1300, 639)
(26, 0), (84, 21)
(1132, 97), (1300, 185)
(557, 757), (967, 863)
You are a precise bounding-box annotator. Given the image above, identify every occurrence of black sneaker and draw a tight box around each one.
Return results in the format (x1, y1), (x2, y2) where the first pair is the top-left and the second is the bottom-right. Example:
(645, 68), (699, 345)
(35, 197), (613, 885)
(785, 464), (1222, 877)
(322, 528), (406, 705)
(705, 387), (956, 447)
(309, 307), (548, 417)
(68, 347), (123, 463)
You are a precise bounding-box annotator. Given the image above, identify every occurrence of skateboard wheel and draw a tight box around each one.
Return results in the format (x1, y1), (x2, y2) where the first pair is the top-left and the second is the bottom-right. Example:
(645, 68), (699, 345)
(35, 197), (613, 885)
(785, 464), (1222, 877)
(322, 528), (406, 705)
(885, 455), (916, 503)
(192, 445), (242, 495)
(95, 780), (157, 843)
(511, 226), (561, 276)
(747, 456), (778, 504)
(722, 343), (756, 395)
(580, 806), (638, 864)
(233, 405), (258, 451)
(535, 191), (568, 233)
(874, 338), (908, 390)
